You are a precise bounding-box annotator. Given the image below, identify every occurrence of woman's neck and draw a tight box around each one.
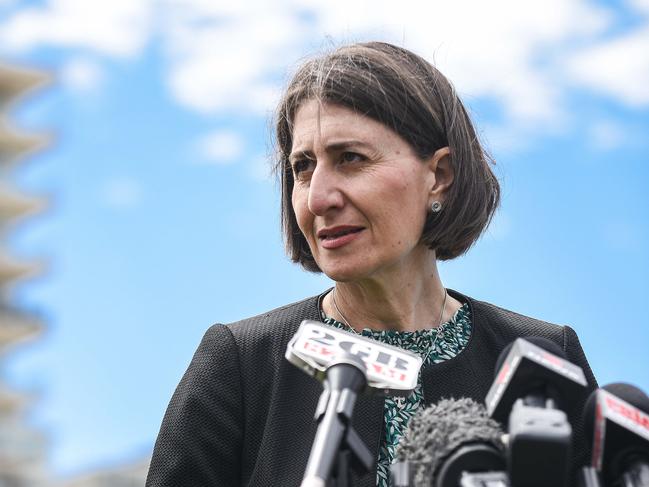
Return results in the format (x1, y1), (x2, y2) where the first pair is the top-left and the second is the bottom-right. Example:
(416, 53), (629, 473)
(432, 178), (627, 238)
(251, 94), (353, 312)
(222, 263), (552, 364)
(322, 257), (462, 332)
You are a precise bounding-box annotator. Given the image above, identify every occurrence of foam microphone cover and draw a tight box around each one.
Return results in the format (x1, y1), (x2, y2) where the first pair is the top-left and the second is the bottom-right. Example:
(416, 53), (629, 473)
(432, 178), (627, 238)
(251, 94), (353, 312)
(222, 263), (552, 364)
(394, 397), (505, 487)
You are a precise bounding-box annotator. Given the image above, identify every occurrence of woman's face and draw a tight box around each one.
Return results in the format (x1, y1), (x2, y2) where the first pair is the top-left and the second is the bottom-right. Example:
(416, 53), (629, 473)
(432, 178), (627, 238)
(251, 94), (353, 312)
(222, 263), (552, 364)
(290, 100), (438, 282)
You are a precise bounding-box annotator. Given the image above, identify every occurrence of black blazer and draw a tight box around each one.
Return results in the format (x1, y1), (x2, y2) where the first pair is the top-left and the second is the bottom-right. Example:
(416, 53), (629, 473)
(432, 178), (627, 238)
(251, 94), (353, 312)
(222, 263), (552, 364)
(146, 290), (597, 486)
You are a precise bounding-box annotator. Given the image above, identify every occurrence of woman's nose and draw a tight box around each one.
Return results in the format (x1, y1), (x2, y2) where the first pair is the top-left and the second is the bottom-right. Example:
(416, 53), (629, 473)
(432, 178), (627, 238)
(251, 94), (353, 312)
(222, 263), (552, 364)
(307, 164), (344, 216)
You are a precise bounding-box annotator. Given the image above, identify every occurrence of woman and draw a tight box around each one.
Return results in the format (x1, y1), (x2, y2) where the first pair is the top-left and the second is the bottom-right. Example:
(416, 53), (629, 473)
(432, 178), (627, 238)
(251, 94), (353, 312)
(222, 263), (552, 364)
(146, 42), (596, 487)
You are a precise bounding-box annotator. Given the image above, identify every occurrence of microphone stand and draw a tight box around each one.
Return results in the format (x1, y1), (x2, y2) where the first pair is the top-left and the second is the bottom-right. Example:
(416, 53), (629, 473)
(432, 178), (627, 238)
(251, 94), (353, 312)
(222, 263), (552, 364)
(578, 466), (603, 487)
(301, 352), (374, 487)
(621, 458), (649, 487)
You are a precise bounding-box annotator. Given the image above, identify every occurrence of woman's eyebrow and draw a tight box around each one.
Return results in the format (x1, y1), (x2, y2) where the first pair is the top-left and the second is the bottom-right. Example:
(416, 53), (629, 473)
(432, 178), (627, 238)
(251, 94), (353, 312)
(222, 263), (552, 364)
(290, 140), (374, 162)
(325, 140), (373, 152)
(288, 149), (313, 164)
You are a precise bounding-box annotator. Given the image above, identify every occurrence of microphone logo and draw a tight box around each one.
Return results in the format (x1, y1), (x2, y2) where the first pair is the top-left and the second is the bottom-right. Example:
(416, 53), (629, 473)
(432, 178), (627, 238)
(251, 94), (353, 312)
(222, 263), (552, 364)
(286, 320), (422, 395)
(605, 394), (649, 431)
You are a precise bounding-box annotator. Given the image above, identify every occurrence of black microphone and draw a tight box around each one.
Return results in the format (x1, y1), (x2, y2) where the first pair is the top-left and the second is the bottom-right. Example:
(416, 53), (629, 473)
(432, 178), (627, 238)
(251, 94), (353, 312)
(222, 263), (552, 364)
(582, 383), (649, 487)
(485, 336), (589, 487)
(391, 397), (508, 487)
(300, 351), (370, 487)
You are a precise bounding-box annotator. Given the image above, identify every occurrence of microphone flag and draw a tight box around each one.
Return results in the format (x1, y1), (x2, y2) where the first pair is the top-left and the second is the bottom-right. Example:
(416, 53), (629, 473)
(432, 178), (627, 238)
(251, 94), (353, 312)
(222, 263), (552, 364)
(589, 387), (649, 483)
(485, 337), (588, 423)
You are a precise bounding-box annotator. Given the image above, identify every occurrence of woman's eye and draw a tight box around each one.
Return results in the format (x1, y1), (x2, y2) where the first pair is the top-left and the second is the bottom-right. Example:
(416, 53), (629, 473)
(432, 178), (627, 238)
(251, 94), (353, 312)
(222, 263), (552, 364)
(341, 152), (364, 164)
(292, 159), (313, 177)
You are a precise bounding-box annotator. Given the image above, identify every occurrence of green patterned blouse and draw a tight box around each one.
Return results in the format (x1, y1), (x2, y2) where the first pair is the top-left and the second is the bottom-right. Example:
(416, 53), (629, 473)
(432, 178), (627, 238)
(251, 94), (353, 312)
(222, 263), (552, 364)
(322, 303), (472, 487)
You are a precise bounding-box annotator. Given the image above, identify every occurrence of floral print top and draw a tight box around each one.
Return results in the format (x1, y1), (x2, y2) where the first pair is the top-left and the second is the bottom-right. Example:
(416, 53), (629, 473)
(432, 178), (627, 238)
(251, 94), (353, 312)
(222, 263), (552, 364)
(322, 303), (472, 486)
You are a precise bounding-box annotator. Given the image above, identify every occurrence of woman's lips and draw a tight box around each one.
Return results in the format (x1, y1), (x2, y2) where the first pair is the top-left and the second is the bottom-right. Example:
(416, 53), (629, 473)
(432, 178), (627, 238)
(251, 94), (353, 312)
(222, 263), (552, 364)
(318, 227), (365, 249)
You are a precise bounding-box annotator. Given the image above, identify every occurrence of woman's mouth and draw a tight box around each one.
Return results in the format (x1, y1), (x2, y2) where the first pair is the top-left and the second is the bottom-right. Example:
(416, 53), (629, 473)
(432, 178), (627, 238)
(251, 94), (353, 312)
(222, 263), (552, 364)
(318, 226), (365, 249)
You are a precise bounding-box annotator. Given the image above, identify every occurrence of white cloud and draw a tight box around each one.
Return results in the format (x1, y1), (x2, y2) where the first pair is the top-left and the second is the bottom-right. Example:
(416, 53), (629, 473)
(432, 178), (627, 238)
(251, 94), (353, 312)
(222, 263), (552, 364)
(299, 0), (610, 125)
(2, 0), (648, 143)
(629, 0), (649, 15)
(153, 0), (620, 141)
(60, 58), (103, 92)
(162, 1), (307, 115)
(566, 25), (649, 106)
(102, 178), (142, 209)
(196, 129), (244, 164)
(0, 0), (153, 57)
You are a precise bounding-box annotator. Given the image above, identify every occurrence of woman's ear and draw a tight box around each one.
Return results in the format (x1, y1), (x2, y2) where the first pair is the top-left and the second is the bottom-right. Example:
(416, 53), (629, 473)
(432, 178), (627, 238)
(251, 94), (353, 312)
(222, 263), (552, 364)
(428, 146), (454, 203)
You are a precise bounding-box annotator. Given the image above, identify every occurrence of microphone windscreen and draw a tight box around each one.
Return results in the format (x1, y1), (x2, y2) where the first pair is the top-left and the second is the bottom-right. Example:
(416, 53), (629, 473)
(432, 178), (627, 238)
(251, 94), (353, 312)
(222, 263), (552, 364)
(394, 397), (505, 486)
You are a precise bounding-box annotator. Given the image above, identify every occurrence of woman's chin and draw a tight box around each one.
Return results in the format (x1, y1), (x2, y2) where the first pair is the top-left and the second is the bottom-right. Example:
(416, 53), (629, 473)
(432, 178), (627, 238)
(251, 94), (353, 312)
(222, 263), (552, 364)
(319, 261), (374, 283)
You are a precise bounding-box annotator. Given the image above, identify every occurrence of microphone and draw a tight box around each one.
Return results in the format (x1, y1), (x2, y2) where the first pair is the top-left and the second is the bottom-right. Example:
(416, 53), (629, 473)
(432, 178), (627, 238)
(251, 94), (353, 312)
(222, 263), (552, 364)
(391, 397), (508, 487)
(286, 320), (422, 395)
(582, 383), (649, 487)
(286, 320), (424, 486)
(300, 351), (370, 487)
(485, 337), (589, 487)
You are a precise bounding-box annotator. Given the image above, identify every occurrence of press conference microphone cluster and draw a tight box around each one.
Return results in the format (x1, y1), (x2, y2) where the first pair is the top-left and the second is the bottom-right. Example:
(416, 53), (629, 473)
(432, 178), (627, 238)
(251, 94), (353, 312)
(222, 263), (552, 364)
(488, 338), (649, 487)
(392, 336), (592, 487)
(488, 340), (649, 487)
(286, 320), (423, 487)
(286, 322), (649, 487)
(391, 335), (649, 487)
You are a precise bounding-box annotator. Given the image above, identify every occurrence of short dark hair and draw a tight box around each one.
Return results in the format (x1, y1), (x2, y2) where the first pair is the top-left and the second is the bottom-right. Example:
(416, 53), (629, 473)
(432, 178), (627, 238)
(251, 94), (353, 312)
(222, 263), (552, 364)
(275, 41), (500, 272)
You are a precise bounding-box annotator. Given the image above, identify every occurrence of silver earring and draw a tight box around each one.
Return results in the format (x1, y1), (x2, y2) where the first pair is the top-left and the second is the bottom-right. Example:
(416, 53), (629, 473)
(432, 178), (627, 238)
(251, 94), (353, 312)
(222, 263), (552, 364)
(430, 201), (442, 213)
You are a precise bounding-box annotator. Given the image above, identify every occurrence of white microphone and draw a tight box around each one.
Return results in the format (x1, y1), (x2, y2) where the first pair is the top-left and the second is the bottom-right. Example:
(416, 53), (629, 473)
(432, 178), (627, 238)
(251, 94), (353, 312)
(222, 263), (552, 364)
(286, 320), (424, 486)
(286, 320), (423, 396)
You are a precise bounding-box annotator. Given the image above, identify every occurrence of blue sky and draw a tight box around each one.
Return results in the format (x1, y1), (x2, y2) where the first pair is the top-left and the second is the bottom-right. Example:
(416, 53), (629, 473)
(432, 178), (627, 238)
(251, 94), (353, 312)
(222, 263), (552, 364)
(1, 0), (648, 478)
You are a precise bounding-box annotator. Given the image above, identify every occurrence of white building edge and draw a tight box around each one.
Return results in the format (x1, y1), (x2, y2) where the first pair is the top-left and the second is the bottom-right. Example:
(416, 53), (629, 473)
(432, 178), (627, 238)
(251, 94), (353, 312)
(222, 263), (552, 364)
(0, 61), (50, 487)
(0, 63), (149, 487)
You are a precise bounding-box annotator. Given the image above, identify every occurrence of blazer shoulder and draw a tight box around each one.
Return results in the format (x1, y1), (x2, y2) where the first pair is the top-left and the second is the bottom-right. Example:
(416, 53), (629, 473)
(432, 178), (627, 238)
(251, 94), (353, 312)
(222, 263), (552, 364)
(229, 293), (322, 328)
(466, 294), (596, 377)
(203, 293), (323, 356)
(469, 296), (565, 343)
